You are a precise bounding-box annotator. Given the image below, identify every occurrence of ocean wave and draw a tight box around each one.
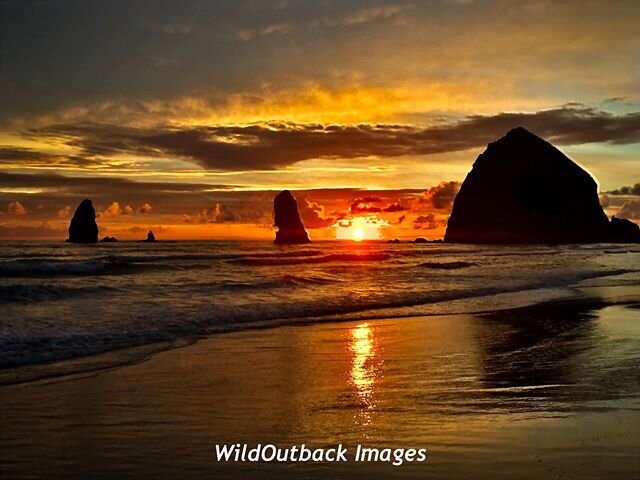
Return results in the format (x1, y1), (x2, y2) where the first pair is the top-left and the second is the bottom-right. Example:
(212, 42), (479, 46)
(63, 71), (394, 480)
(0, 285), (508, 371)
(419, 261), (477, 269)
(0, 259), (108, 276)
(240, 249), (325, 258)
(1, 239), (638, 383)
(189, 274), (342, 293)
(230, 252), (392, 266)
(105, 253), (236, 263)
(0, 258), (175, 277)
(1, 276), (624, 375)
(277, 273), (341, 286)
(106, 249), (324, 264)
(0, 284), (121, 303)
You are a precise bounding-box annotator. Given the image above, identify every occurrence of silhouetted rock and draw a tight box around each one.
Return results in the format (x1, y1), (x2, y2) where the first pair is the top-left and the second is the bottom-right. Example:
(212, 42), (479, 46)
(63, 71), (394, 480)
(388, 238), (401, 243)
(273, 190), (310, 244)
(143, 231), (156, 242)
(414, 237), (428, 243)
(607, 216), (640, 243)
(100, 236), (118, 242)
(445, 128), (612, 244)
(67, 199), (99, 243)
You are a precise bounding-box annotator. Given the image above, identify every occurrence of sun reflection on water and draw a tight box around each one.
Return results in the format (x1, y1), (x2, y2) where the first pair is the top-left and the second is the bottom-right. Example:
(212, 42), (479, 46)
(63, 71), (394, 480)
(349, 322), (380, 426)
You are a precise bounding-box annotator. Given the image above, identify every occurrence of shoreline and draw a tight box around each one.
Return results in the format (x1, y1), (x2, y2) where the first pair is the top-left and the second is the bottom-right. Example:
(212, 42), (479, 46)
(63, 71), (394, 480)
(2, 283), (639, 388)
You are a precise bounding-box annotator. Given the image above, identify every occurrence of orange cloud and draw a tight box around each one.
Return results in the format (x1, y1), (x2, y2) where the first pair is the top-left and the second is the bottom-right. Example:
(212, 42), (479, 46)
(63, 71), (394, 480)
(7, 201), (26, 216)
(137, 202), (153, 214)
(102, 201), (122, 218)
(196, 203), (238, 223)
(349, 196), (383, 214)
(616, 199), (640, 220)
(57, 205), (71, 219)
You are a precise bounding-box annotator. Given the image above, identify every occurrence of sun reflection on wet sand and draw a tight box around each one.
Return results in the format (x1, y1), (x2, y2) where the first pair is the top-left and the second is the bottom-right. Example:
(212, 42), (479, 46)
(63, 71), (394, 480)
(349, 322), (380, 427)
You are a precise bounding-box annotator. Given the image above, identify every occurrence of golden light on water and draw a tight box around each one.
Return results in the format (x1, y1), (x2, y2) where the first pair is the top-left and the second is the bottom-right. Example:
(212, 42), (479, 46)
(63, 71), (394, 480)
(350, 322), (378, 413)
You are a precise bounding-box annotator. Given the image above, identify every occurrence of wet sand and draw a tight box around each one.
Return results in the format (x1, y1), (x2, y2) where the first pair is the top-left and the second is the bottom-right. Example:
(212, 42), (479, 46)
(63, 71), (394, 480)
(1, 298), (639, 479)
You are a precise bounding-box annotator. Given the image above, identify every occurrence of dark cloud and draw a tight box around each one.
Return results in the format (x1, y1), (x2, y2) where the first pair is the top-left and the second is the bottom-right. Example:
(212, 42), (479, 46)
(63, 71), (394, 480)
(606, 183), (640, 195)
(0, 0), (425, 122)
(0, 172), (241, 209)
(329, 210), (348, 221)
(0, 223), (65, 239)
(2, 0), (639, 130)
(0, 146), (102, 169)
(0, 147), (55, 162)
(383, 202), (407, 212)
(420, 181), (461, 210)
(298, 199), (334, 229)
(0, 171), (240, 193)
(20, 105), (640, 171)
(413, 213), (445, 230)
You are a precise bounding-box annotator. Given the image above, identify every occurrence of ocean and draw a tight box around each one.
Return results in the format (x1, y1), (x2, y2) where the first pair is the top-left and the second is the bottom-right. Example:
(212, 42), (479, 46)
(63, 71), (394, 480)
(2, 240), (640, 479)
(1, 240), (639, 383)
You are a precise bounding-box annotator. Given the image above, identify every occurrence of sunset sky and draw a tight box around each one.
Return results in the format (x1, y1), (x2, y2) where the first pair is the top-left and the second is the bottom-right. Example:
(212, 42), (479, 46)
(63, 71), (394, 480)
(1, 0), (639, 240)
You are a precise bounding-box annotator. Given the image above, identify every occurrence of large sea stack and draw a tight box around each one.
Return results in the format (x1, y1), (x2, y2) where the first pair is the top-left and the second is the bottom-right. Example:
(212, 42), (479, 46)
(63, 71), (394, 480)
(67, 199), (99, 243)
(273, 190), (310, 244)
(445, 127), (639, 244)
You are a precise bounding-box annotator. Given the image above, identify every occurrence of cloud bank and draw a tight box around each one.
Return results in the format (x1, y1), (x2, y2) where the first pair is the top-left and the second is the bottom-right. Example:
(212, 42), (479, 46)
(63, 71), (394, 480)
(18, 105), (640, 172)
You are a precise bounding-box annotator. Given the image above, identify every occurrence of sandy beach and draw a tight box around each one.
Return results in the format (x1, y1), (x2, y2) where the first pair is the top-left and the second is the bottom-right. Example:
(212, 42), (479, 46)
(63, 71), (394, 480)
(2, 294), (639, 479)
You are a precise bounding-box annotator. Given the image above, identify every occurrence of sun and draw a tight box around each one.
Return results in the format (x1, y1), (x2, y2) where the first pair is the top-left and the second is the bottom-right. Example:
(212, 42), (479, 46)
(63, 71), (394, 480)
(333, 215), (389, 241)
